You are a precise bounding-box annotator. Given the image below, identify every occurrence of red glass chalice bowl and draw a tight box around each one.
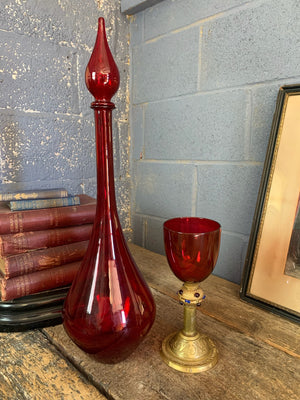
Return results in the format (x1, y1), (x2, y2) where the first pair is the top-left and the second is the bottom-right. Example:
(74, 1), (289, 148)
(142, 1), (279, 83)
(164, 217), (221, 283)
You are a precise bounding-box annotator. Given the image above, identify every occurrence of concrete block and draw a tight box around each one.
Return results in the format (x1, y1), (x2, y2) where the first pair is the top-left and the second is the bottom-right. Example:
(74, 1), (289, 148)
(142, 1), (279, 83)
(196, 163), (262, 235)
(250, 82), (286, 162)
(0, 0), (105, 47)
(213, 232), (247, 284)
(132, 26), (199, 103)
(0, 0), (76, 45)
(134, 162), (195, 218)
(144, 0), (250, 40)
(122, 0), (164, 15)
(200, 0), (300, 90)
(0, 31), (79, 114)
(51, 117), (96, 181)
(114, 120), (130, 180)
(131, 105), (145, 161)
(132, 213), (145, 247)
(144, 89), (248, 161)
(129, 13), (144, 46)
(0, 113), (95, 183)
(116, 175), (131, 232)
(0, 114), (53, 183)
(144, 216), (165, 255)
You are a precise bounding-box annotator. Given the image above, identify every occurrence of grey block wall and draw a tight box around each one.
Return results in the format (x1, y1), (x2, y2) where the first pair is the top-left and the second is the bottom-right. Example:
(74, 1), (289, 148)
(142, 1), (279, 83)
(129, 0), (300, 283)
(0, 0), (131, 234)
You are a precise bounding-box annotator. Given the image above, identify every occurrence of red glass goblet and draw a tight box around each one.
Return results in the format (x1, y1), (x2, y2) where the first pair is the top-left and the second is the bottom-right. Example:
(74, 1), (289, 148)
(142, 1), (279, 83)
(161, 217), (221, 373)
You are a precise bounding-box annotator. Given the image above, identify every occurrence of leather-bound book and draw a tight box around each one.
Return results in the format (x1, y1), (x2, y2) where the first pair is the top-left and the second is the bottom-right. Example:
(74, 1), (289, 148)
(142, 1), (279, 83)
(0, 261), (81, 301)
(9, 195), (80, 211)
(0, 224), (93, 256)
(0, 194), (96, 234)
(0, 188), (68, 202)
(0, 241), (88, 279)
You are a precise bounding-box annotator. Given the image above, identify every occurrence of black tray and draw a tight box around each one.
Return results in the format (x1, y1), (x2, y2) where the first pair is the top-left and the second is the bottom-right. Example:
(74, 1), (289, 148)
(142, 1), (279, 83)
(0, 286), (70, 331)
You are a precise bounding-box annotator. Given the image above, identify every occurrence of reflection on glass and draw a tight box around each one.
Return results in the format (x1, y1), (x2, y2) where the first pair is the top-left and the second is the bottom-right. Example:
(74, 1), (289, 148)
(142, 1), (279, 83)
(285, 194), (300, 279)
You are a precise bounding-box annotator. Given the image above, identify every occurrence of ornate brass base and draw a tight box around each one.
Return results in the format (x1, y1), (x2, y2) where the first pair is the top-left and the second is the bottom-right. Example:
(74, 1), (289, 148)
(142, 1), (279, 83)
(161, 330), (218, 373)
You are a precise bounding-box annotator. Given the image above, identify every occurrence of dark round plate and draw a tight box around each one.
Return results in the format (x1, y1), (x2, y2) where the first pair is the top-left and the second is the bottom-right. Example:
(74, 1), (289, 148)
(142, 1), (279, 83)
(0, 286), (70, 332)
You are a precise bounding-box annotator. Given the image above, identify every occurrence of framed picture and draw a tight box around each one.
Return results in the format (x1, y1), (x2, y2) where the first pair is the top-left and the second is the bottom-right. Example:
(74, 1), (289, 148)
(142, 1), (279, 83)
(240, 84), (300, 323)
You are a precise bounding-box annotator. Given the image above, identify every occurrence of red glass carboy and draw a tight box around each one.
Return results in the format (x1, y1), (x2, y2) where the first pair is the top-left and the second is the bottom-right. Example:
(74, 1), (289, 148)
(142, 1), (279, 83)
(63, 17), (156, 363)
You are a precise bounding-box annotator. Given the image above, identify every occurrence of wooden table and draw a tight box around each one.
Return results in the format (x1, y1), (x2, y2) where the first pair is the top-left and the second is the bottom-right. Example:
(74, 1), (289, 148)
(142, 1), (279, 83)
(1, 244), (299, 400)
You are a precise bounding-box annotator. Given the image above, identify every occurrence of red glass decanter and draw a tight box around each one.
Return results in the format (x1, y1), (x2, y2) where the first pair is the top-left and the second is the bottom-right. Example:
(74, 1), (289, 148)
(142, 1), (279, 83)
(63, 17), (155, 363)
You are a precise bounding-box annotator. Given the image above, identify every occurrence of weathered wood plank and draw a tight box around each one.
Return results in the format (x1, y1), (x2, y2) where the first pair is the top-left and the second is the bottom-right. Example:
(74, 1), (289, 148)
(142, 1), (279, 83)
(44, 289), (300, 400)
(0, 330), (106, 400)
(128, 243), (300, 357)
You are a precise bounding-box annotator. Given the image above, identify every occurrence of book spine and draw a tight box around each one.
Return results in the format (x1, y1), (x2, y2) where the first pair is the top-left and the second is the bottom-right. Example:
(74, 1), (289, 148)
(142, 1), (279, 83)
(1, 261), (81, 301)
(0, 202), (96, 234)
(0, 241), (88, 279)
(9, 196), (80, 211)
(0, 188), (68, 202)
(0, 224), (93, 256)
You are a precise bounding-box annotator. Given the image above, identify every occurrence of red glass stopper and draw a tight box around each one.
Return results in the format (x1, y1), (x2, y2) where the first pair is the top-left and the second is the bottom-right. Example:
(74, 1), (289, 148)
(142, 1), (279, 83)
(85, 17), (120, 102)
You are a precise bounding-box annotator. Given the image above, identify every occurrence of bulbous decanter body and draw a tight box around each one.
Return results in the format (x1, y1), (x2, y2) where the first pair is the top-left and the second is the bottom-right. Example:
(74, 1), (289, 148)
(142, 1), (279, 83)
(63, 17), (156, 363)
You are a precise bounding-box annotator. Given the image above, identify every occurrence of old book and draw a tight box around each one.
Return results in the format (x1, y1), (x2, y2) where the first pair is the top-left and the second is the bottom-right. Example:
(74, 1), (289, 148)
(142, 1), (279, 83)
(0, 194), (96, 234)
(0, 188), (68, 202)
(0, 261), (81, 301)
(0, 224), (93, 256)
(9, 195), (80, 211)
(0, 241), (88, 279)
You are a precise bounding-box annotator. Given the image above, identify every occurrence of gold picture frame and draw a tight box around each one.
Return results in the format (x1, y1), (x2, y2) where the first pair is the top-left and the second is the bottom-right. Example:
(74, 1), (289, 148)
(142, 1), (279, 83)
(240, 84), (300, 323)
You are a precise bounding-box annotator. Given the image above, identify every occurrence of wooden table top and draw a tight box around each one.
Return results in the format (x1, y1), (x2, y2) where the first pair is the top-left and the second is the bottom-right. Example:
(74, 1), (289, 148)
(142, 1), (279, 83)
(1, 243), (299, 400)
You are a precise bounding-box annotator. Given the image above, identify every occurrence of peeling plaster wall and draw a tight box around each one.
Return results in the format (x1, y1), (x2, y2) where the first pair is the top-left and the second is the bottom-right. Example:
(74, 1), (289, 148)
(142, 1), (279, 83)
(0, 0), (131, 234)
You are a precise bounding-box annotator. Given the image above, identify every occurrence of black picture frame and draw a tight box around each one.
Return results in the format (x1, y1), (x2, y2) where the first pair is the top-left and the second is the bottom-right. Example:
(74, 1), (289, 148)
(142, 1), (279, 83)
(240, 84), (300, 324)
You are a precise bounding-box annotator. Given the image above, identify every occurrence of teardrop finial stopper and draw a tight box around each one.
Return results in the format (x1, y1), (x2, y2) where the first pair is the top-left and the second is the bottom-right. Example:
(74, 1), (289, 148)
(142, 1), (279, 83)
(85, 17), (120, 103)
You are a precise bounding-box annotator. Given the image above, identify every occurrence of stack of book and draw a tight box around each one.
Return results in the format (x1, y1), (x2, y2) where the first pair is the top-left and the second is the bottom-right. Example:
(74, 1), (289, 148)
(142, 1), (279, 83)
(0, 188), (96, 301)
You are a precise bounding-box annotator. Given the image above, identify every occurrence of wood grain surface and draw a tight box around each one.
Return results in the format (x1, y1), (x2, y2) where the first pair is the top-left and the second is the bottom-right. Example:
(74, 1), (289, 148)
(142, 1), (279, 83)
(44, 289), (300, 400)
(1, 244), (299, 400)
(0, 330), (106, 400)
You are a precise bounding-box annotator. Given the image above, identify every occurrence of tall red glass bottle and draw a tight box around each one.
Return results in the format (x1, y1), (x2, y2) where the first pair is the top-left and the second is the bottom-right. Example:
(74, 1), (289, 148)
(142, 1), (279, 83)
(63, 17), (156, 363)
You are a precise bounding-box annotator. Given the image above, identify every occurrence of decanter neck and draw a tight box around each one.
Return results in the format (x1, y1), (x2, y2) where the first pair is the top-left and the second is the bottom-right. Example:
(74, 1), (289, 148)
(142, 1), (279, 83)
(93, 105), (118, 218)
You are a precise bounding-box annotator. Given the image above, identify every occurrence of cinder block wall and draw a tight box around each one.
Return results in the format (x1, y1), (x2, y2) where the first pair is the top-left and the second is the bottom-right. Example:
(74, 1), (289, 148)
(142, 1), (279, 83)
(0, 0), (131, 234)
(128, 0), (300, 283)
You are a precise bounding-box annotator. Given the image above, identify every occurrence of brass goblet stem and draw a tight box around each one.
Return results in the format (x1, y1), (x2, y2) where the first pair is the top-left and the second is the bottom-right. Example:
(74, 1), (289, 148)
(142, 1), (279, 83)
(179, 282), (204, 336)
(161, 281), (218, 373)
(183, 305), (197, 337)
